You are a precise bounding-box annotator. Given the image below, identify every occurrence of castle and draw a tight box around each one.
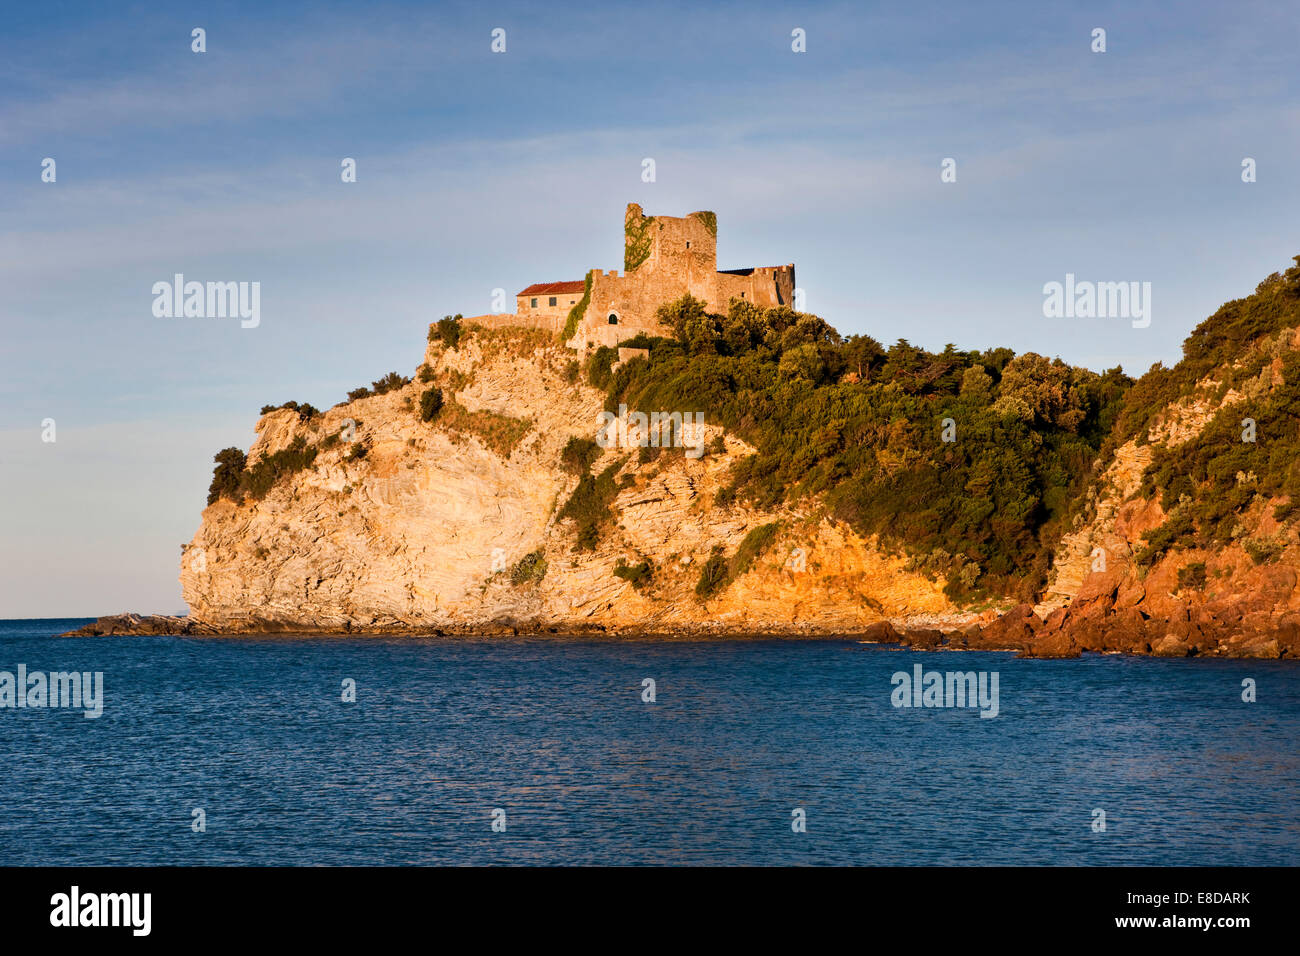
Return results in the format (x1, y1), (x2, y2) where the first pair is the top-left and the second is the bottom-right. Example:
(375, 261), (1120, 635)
(466, 203), (795, 349)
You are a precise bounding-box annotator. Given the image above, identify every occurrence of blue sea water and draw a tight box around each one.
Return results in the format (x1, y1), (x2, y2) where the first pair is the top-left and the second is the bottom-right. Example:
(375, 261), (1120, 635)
(0, 617), (1295, 866)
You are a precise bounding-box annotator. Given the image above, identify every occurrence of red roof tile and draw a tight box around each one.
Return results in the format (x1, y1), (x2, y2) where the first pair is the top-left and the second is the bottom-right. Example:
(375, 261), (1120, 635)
(518, 280), (586, 296)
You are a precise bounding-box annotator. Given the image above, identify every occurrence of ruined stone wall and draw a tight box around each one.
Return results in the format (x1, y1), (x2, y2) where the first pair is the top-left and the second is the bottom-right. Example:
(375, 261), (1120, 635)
(571, 263), (798, 349)
(716, 265), (796, 309)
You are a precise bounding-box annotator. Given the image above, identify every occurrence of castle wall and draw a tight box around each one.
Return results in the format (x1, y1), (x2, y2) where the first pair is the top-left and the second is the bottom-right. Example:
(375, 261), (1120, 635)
(547, 203), (797, 350)
(570, 263), (797, 349)
(715, 265), (796, 310)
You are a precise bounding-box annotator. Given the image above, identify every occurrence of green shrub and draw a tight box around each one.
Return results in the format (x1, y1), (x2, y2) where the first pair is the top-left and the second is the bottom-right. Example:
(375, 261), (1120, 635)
(259, 401), (319, 421)
(420, 386), (444, 422)
(559, 461), (623, 550)
(1244, 536), (1284, 565)
(613, 559), (653, 589)
(560, 435), (601, 474)
(510, 549), (548, 585)
(585, 346), (618, 389)
(695, 547), (729, 599)
(430, 315), (463, 350)
(730, 522), (782, 579)
(207, 447), (247, 505)
(238, 436), (319, 501)
(690, 524), (781, 600)
(346, 371), (411, 403)
(594, 295), (1132, 601)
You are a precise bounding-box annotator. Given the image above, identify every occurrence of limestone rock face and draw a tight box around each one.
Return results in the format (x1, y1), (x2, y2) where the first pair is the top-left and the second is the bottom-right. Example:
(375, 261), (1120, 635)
(179, 327), (969, 635)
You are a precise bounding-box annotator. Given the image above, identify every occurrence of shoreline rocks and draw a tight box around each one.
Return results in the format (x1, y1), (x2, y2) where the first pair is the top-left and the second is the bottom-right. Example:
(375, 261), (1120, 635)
(59, 608), (1298, 658)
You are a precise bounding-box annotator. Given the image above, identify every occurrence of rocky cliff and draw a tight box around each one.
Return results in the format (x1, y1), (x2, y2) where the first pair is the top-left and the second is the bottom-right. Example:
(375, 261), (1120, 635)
(176, 325), (971, 635)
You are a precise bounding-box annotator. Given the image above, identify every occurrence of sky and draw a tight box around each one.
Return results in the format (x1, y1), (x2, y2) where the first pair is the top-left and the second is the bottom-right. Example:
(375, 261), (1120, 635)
(1, 0), (1297, 617)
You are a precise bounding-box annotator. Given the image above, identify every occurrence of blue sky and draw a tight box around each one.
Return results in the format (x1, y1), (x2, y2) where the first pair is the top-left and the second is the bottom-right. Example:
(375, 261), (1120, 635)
(1, 0), (1297, 617)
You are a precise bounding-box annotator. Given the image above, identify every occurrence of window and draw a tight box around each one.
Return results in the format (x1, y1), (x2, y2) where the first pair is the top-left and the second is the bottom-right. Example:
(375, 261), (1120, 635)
(530, 298), (537, 308)
(608, 313), (618, 325)
(549, 296), (557, 307)
(686, 241), (691, 249)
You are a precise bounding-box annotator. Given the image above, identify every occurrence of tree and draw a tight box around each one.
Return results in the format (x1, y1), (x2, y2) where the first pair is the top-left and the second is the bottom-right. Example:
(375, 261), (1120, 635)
(207, 447), (247, 505)
(419, 387), (444, 421)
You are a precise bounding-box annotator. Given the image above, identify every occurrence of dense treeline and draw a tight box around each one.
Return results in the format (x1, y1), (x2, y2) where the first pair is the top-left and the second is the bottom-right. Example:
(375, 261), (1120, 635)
(593, 295), (1131, 601)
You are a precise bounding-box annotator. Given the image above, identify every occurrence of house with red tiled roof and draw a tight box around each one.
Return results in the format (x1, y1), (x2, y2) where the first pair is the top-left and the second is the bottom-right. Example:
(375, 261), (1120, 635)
(516, 280), (587, 323)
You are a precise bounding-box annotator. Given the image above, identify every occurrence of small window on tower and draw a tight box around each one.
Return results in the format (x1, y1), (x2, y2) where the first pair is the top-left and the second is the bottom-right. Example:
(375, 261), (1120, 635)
(530, 298), (537, 308)
(608, 313), (618, 325)
(549, 297), (557, 307)
(686, 241), (691, 249)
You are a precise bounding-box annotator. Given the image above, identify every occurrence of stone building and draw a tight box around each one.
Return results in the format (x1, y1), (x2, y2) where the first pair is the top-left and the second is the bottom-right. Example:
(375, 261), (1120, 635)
(516, 280), (587, 323)
(461, 203), (795, 349)
(572, 203), (795, 349)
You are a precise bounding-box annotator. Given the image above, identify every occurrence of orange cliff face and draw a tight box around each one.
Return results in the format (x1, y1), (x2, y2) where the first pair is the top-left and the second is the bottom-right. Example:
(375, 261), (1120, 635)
(177, 324), (971, 635)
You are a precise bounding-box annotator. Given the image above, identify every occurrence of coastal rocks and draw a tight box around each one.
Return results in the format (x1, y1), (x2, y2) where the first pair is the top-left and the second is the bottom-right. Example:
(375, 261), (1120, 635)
(62, 613), (219, 637)
(967, 603), (1038, 651)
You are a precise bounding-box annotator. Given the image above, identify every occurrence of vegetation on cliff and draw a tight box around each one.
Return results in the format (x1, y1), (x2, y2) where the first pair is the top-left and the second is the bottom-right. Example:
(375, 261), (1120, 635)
(346, 371), (411, 403)
(560, 271), (593, 343)
(695, 522), (783, 599)
(207, 436), (321, 505)
(559, 460), (626, 550)
(1125, 257), (1300, 563)
(419, 386), (444, 421)
(429, 314), (463, 350)
(601, 295), (1129, 601)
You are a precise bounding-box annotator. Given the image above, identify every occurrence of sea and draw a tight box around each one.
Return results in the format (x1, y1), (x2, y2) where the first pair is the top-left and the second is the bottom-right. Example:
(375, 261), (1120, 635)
(0, 617), (1296, 865)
